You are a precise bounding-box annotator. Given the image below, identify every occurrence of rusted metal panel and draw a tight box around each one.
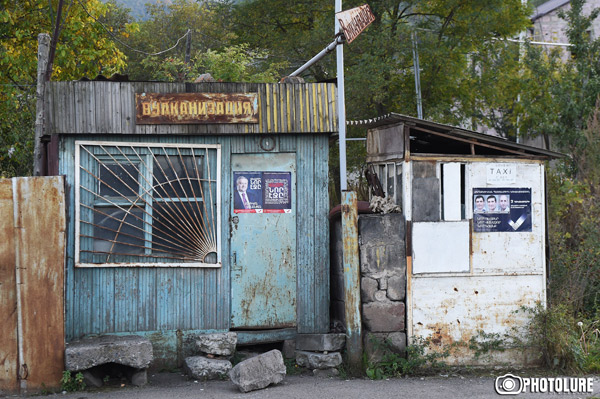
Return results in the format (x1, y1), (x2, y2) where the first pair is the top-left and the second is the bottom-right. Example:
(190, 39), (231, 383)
(13, 177), (65, 391)
(0, 180), (18, 392)
(341, 191), (362, 369)
(136, 92), (259, 124)
(411, 275), (544, 365)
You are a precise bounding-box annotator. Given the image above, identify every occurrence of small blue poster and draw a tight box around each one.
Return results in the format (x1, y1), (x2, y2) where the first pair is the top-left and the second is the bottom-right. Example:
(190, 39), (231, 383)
(473, 188), (532, 232)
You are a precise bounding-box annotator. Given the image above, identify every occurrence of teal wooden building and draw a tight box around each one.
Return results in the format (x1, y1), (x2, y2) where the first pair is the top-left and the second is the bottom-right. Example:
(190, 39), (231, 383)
(42, 81), (336, 365)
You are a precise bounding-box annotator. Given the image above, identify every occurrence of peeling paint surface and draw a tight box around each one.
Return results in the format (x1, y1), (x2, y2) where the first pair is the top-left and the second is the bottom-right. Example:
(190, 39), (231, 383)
(412, 275), (544, 365)
(409, 161), (546, 365)
(230, 154), (297, 329)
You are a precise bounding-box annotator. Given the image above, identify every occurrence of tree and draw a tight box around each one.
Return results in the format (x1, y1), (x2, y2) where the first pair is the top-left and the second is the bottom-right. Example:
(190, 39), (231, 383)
(0, 0), (129, 176)
(122, 0), (237, 80)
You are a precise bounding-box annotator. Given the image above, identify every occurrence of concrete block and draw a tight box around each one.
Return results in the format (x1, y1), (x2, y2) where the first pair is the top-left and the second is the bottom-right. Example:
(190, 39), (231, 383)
(362, 302), (405, 332)
(358, 214), (405, 245)
(363, 332), (407, 363)
(228, 350), (286, 393)
(387, 275), (406, 301)
(361, 276), (378, 303)
(282, 339), (296, 359)
(184, 356), (232, 380)
(295, 351), (342, 369)
(195, 332), (237, 356)
(128, 368), (148, 386)
(81, 369), (103, 388)
(296, 334), (346, 352)
(360, 244), (405, 277)
(65, 335), (153, 371)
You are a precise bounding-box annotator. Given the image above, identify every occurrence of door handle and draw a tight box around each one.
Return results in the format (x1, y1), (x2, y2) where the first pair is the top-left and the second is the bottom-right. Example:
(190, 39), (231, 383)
(233, 251), (236, 265)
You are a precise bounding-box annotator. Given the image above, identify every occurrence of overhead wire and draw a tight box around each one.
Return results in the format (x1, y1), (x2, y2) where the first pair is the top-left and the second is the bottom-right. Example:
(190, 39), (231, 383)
(74, 0), (190, 56)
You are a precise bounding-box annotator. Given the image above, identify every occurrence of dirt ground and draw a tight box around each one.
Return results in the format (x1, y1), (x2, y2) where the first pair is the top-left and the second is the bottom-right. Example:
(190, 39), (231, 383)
(13, 370), (600, 399)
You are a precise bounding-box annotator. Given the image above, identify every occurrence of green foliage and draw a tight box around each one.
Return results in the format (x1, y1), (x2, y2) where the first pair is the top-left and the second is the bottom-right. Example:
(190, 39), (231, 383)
(0, 0), (130, 177)
(468, 330), (510, 359)
(365, 336), (450, 379)
(284, 358), (303, 375)
(60, 371), (86, 392)
(0, 86), (35, 177)
(519, 303), (600, 373)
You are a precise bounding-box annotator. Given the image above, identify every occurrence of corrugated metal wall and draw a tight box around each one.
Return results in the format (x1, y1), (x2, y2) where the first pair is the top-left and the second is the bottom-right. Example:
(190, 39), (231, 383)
(60, 134), (330, 341)
(46, 82), (337, 135)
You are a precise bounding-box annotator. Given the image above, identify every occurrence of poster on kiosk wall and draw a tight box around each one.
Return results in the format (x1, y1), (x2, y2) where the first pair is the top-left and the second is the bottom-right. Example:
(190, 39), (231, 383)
(233, 171), (292, 213)
(473, 188), (532, 232)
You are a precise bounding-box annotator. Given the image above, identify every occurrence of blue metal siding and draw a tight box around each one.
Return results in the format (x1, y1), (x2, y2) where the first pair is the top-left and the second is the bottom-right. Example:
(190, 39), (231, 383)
(60, 133), (328, 340)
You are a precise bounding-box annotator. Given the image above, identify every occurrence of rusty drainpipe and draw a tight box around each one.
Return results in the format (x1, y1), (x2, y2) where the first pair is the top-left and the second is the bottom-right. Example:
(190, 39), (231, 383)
(341, 191), (362, 373)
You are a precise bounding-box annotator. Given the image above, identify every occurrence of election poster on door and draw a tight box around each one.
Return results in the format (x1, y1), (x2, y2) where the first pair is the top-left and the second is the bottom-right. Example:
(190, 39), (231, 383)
(233, 171), (292, 213)
(473, 187), (532, 232)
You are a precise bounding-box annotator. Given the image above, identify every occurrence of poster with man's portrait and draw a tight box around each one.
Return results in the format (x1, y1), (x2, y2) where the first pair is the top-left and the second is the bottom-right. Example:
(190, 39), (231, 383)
(473, 188), (531, 232)
(233, 171), (292, 213)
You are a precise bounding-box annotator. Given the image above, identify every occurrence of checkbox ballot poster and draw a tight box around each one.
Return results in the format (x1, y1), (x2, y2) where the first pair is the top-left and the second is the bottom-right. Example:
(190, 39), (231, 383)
(473, 188), (532, 232)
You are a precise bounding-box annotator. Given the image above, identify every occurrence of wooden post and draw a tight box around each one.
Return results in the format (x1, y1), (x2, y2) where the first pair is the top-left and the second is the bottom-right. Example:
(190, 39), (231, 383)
(341, 191), (362, 373)
(33, 34), (50, 176)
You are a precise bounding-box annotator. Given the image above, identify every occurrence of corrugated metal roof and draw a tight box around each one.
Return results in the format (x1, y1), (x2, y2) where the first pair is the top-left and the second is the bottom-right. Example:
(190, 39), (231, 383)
(356, 112), (565, 159)
(531, 0), (570, 21)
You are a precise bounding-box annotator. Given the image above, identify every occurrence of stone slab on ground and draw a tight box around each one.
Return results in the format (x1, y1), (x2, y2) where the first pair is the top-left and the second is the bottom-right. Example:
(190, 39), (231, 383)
(295, 351), (342, 370)
(312, 368), (340, 378)
(184, 356), (232, 380)
(295, 334), (346, 352)
(195, 332), (237, 356)
(65, 335), (153, 371)
(228, 349), (286, 393)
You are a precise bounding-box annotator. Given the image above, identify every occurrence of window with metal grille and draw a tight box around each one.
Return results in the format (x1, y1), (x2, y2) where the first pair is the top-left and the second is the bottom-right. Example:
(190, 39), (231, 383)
(75, 141), (221, 267)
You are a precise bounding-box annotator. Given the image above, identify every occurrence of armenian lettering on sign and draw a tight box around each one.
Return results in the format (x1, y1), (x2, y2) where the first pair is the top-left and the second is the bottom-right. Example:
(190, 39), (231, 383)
(136, 92), (259, 124)
(233, 171), (292, 214)
(473, 188), (532, 232)
(336, 4), (376, 44)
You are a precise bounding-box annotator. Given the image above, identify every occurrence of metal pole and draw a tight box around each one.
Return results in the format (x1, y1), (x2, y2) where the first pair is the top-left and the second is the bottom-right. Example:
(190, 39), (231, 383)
(336, 0), (348, 191)
(412, 31), (423, 119)
(336, 0), (361, 374)
(185, 29), (192, 65)
(289, 36), (344, 77)
(33, 34), (51, 177)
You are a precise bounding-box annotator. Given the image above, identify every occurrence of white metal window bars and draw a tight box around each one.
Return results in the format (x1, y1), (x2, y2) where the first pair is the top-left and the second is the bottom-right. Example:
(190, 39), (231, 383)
(75, 141), (221, 267)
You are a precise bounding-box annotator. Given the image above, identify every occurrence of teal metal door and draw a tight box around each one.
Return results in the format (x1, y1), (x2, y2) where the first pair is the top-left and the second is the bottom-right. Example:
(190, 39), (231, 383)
(230, 153), (297, 329)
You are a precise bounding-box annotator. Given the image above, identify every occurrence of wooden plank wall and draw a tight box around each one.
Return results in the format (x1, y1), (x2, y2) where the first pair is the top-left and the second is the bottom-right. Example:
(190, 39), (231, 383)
(46, 82), (337, 135)
(0, 177), (65, 393)
(60, 134), (330, 343)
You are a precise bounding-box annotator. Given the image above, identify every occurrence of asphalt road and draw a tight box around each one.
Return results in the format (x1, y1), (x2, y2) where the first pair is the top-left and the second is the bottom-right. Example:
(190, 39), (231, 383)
(20, 372), (600, 399)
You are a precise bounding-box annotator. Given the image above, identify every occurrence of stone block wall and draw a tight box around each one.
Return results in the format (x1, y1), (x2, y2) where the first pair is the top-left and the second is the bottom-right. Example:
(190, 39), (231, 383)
(329, 212), (407, 361)
(358, 214), (407, 360)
